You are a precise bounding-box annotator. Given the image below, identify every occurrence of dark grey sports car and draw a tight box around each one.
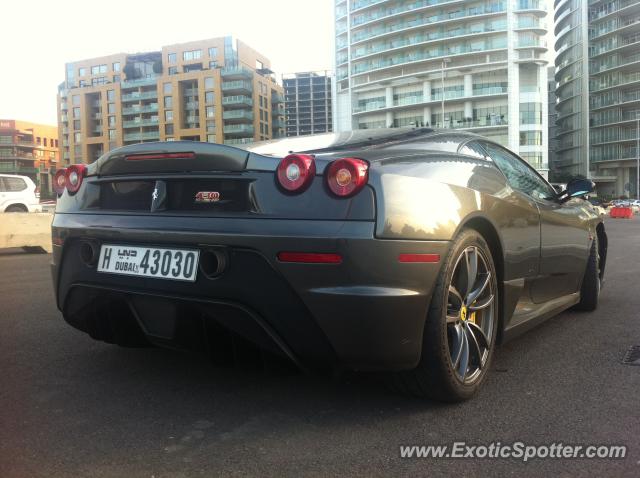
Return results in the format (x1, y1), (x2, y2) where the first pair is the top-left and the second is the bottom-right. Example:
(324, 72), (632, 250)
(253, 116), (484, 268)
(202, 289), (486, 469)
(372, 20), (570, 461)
(50, 128), (607, 401)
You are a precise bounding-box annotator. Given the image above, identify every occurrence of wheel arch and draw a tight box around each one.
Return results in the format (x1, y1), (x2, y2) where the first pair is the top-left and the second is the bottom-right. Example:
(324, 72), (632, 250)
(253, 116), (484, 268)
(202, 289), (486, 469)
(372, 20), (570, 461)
(458, 215), (506, 344)
(596, 222), (607, 280)
(4, 203), (28, 212)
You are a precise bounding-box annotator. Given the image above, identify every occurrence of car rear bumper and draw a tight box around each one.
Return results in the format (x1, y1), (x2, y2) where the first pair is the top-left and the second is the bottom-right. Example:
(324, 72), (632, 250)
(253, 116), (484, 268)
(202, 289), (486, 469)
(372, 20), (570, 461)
(51, 213), (450, 371)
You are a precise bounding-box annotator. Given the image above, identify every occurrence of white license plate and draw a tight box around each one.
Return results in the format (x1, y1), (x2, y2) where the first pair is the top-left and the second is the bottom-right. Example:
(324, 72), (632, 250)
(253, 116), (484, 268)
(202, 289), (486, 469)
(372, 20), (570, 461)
(97, 244), (200, 282)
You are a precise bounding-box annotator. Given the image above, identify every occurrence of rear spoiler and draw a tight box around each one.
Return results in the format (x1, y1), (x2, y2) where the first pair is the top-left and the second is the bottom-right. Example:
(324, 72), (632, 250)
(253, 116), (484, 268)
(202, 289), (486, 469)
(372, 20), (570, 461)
(96, 141), (251, 176)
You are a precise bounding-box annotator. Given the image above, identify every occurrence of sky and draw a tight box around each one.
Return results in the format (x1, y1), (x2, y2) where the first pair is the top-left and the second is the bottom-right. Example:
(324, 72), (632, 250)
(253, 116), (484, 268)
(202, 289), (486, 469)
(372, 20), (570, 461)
(1, 0), (555, 126)
(0, 0), (334, 125)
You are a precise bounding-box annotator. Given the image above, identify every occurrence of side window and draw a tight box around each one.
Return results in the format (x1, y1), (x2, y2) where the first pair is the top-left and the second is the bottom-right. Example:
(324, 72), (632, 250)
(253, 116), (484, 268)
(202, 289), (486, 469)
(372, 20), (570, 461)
(0, 178), (6, 192)
(482, 143), (555, 200)
(4, 177), (27, 192)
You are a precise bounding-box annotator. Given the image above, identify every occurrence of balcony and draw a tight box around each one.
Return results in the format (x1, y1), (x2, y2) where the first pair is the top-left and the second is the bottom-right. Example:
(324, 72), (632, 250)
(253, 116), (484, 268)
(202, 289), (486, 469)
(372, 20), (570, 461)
(222, 95), (253, 108)
(220, 67), (253, 80)
(122, 104), (159, 115)
(223, 124), (255, 136)
(222, 110), (254, 122)
(123, 131), (160, 142)
(271, 93), (285, 103)
(222, 80), (253, 94)
(0, 163), (38, 174)
(272, 119), (286, 129)
(121, 91), (158, 102)
(121, 76), (159, 89)
(122, 118), (160, 128)
(224, 138), (253, 145)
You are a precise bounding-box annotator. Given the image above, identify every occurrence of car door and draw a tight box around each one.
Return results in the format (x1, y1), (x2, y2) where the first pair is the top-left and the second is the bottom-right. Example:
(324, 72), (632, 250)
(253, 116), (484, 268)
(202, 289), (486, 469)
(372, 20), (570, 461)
(3, 176), (28, 209)
(481, 142), (589, 303)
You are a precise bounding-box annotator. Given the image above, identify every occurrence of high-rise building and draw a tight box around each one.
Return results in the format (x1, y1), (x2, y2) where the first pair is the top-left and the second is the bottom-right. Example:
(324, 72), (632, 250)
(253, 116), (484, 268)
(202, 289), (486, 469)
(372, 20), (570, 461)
(57, 37), (285, 166)
(333, 0), (550, 174)
(283, 71), (333, 136)
(553, 0), (640, 197)
(0, 119), (59, 197)
(547, 65), (559, 176)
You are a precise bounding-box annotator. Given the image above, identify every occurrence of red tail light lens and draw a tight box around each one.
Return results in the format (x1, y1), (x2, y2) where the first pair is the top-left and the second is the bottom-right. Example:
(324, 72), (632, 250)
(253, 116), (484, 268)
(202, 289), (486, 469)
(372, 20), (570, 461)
(276, 154), (316, 193)
(326, 158), (368, 197)
(65, 164), (87, 194)
(53, 169), (67, 195)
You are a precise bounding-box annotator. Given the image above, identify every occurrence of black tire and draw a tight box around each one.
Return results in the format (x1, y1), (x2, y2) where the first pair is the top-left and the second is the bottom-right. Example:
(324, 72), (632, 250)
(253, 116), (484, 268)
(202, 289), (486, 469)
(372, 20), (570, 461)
(573, 236), (600, 312)
(5, 204), (27, 212)
(392, 229), (499, 402)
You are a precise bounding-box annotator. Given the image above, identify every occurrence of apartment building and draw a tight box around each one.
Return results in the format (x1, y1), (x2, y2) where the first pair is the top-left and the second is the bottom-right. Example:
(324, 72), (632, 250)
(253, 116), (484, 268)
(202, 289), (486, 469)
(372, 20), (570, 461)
(57, 37), (285, 165)
(0, 119), (59, 197)
(554, 0), (640, 197)
(333, 0), (550, 175)
(283, 71), (333, 136)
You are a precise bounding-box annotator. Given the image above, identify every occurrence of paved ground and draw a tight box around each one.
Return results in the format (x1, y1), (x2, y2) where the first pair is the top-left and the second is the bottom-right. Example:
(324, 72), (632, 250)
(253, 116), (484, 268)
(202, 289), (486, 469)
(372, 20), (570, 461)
(1, 218), (639, 477)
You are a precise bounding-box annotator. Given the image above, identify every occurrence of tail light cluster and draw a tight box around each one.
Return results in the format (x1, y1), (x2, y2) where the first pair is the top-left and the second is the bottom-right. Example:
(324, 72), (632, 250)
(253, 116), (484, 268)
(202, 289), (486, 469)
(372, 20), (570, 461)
(276, 154), (369, 198)
(53, 164), (87, 195)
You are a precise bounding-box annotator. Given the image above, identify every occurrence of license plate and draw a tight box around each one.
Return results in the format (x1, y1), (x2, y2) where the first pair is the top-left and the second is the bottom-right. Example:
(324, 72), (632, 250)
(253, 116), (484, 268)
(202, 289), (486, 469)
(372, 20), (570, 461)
(97, 244), (200, 282)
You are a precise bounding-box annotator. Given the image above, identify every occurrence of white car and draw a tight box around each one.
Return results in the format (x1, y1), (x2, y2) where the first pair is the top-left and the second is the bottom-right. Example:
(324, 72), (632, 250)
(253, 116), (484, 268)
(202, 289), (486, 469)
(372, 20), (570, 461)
(0, 174), (42, 212)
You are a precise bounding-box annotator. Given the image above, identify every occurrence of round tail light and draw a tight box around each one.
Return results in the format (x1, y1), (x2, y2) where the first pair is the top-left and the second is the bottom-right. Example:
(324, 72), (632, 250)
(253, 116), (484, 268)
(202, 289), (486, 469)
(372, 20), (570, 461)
(53, 169), (67, 195)
(65, 164), (87, 194)
(326, 158), (369, 197)
(276, 154), (316, 193)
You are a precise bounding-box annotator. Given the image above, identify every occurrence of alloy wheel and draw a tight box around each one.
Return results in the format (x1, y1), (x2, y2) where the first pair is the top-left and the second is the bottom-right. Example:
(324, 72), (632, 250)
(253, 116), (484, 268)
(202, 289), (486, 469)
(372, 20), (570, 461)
(446, 246), (495, 384)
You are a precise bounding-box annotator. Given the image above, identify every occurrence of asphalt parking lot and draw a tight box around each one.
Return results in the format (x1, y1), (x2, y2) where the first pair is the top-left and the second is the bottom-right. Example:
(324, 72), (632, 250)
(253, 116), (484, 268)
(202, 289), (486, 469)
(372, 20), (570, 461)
(1, 218), (639, 477)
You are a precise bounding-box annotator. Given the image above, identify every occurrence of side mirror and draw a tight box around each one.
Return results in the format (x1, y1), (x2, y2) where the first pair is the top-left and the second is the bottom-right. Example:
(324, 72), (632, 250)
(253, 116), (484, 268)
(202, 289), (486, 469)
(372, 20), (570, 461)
(559, 178), (595, 202)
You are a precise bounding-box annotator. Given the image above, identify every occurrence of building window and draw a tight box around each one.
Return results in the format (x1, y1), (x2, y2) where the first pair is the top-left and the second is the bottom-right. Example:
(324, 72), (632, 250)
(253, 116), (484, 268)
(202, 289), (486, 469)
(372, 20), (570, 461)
(43, 138), (48, 147)
(209, 61), (217, 69)
(165, 110), (173, 121)
(165, 124), (174, 135)
(164, 96), (173, 108)
(74, 132), (82, 142)
(206, 120), (215, 132)
(166, 137), (174, 141)
(108, 116), (116, 127)
(519, 102), (542, 125)
(519, 131), (542, 146)
(163, 82), (172, 94)
(168, 67), (177, 75)
(204, 77), (214, 89)
(91, 77), (107, 86)
(168, 53), (176, 64)
(183, 50), (202, 61)
(205, 91), (214, 104)
(206, 106), (214, 118)
(91, 64), (107, 75)
(208, 47), (217, 57)
(107, 90), (115, 101)
(207, 134), (216, 143)
(73, 107), (81, 119)
(72, 95), (80, 106)
(79, 80), (89, 87)
(107, 103), (115, 114)
(112, 75), (120, 83)
(113, 62), (120, 72)
(78, 67), (87, 76)
(108, 129), (116, 140)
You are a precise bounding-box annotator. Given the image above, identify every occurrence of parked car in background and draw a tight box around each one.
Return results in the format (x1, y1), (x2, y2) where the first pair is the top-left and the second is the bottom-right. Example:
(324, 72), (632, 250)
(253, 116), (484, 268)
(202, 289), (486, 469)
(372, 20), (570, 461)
(0, 174), (42, 212)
